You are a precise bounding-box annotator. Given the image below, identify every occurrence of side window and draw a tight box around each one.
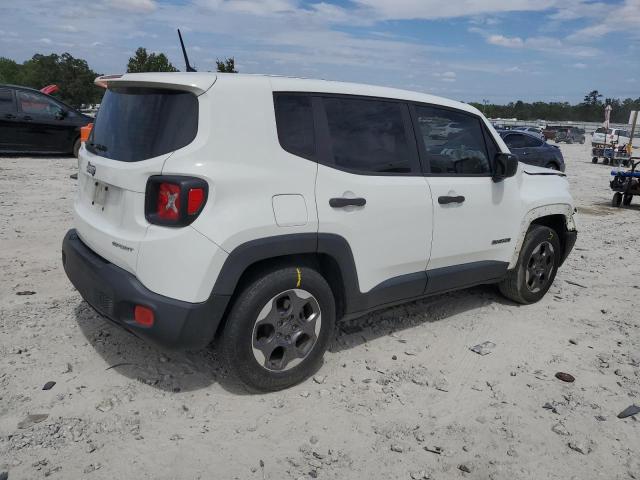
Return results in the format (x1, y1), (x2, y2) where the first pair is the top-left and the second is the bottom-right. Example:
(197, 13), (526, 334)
(274, 94), (315, 159)
(323, 96), (415, 174)
(521, 135), (542, 147)
(17, 90), (63, 117)
(0, 88), (16, 113)
(504, 133), (526, 149)
(413, 105), (491, 175)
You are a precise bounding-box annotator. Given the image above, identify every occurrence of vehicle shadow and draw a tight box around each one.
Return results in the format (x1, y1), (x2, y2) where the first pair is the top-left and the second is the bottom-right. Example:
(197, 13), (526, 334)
(73, 302), (250, 395)
(330, 284), (514, 353)
(74, 284), (515, 395)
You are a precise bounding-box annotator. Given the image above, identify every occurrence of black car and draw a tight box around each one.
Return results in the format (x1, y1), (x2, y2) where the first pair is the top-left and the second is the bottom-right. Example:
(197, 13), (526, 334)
(0, 84), (93, 157)
(498, 130), (565, 171)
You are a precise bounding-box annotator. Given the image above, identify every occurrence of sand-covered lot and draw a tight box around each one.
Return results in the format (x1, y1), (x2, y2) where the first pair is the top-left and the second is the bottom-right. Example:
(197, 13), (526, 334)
(1, 142), (639, 480)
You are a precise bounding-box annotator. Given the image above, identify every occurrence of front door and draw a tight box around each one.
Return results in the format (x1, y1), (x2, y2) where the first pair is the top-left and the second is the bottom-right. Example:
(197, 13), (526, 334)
(314, 95), (433, 300)
(411, 104), (521, 286)
(15, 90), (71, 152)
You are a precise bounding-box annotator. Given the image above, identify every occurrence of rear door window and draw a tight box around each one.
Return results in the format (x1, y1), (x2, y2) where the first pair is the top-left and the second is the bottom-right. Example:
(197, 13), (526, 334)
(273, 94), (315, 160)
(0, 88), (16, 113)
(87, 87), (198, 162)
(322, 96), (418, 174)
(413, 105), (491, 175)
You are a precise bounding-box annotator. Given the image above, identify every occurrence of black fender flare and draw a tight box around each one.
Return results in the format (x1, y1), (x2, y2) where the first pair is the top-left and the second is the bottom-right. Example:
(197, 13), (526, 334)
(210, 233), (361, 312)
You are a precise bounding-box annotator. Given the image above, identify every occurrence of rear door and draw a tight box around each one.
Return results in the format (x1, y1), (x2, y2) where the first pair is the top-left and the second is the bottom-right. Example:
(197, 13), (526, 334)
(0, 87), (19, 150)
(314, 95), (432, 296)
(412, 104), (521, 279)
(75, 86), (199, 273)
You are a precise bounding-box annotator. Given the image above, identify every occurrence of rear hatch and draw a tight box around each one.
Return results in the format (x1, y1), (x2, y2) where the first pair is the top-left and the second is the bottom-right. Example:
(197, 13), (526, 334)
(75, 73), (215, 274)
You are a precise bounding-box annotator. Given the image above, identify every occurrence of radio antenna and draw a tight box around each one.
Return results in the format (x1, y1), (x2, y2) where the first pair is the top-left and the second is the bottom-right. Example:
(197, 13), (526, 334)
(177, 29), (197, 72)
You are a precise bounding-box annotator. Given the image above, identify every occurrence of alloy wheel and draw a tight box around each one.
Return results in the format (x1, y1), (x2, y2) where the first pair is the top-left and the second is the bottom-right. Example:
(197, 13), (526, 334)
(251, 289), (322, 372)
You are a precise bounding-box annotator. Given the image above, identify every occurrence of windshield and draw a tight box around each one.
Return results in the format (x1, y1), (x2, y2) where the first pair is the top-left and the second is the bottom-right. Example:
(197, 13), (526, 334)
(87, 87), (198, 162)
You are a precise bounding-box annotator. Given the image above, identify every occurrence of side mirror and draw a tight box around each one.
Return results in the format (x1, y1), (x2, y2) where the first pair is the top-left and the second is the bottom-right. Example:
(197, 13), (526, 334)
(55, 109), (68, 120)
(493, 153), (519, 182)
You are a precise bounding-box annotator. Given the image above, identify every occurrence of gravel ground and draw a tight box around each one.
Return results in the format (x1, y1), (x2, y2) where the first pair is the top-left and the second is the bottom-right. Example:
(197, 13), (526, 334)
(1, 143), (639, 480)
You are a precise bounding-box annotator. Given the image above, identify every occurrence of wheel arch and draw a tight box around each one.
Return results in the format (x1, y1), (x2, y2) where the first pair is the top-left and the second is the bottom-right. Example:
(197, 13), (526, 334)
(508, 204), (576, 269)
(210, 233), (358, 335)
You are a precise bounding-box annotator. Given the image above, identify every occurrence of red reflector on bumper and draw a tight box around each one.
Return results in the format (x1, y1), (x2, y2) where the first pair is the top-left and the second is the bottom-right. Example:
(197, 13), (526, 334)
(134, 305), (155, 327)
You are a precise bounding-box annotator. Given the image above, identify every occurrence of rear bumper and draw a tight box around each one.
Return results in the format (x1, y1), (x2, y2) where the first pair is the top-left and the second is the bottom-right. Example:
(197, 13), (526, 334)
(62, 229), (229, 350)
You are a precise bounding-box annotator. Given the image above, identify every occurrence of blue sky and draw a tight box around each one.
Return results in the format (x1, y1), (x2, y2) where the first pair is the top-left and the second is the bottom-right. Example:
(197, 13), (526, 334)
(1, 0), (639, 103)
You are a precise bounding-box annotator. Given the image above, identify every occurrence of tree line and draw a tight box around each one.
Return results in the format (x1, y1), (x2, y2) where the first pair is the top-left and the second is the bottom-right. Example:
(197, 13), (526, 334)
(469, 91), (639, 124)
(0, 48), (237, 108)
(1, 50), (636, 124)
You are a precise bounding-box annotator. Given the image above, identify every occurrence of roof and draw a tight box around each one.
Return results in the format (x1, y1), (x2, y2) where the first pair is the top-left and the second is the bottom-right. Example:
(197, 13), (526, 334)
(0, 83), (44, 93)
(94, 72), (483, 117)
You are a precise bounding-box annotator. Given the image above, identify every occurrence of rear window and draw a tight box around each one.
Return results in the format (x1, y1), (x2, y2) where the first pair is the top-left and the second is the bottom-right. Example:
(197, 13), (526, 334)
(274, 94), (315, 160)
(88, 87), (198, 162)
(323, 96), (415, 174)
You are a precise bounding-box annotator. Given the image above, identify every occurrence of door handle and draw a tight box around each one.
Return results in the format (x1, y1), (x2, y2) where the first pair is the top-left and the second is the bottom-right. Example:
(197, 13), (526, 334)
(23, 115), (32, 121)
(329, 197), (366, 208)
(438, 195), (465, 205)
(4, 114), (16, 119)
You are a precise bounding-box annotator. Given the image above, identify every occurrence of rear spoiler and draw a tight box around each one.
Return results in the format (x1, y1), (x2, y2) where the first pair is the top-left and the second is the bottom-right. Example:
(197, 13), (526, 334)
(94, 72), (216, 95)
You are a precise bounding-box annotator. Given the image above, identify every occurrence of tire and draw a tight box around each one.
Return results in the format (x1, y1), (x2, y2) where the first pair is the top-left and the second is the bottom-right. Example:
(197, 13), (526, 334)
(499, 225), (561, 304)
(592, 157), (598, 164)
(73, 138), (81, 158)
(623, 195), (633, 206)
(612, 192), (623, 207)
(603, 158), (610, 165)
(221, 266), (336, 392)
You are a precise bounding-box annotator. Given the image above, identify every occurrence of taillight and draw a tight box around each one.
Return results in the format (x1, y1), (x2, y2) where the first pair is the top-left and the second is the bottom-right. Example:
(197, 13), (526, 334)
(157, 182), (181, 221)
(145, 176), (208, 227)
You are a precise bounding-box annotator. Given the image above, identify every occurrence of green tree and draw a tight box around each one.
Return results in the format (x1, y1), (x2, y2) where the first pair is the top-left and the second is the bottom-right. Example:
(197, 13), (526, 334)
(6, 53), (102, 107)
(0, 57), (21, 84)
(583, 90), (603, 105)
(127, 47), (178, 73)
(216, 57), (237, 73)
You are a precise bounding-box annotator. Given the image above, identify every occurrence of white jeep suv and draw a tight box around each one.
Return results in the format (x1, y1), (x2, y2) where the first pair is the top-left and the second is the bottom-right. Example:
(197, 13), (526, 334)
(62, 73), (577, 391)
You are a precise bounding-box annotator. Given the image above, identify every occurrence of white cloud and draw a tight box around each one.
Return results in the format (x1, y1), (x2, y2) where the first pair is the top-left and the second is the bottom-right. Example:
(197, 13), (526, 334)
(108, 0), (156, 13)
(487, 34), (524, 47)
(572, 62), (587, 69)
(39, 38), (52, 44)
(353, 0), (558, 20)
(433, 71), (457, 82)
(567, 0), (640, 41)
(481, 31), (600, 57)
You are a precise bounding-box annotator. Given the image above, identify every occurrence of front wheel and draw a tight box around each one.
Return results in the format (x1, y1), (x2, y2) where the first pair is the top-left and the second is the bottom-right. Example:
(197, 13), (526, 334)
(499, 225), (561, 304)
(221, 266), (336, 392)
(623, 194), (632, 206)
(612, 192), (623, 207)
(592, 157), (598, 164)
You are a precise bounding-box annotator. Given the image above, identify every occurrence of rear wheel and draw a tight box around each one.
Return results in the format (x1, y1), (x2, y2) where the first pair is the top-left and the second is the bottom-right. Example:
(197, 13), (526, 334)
(623, 194), (633, 206)
(72, 138), (81, 158)
(499, 225), (561, 304)
(592, 157), (598, 164)
(221, 266), (335, 391)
